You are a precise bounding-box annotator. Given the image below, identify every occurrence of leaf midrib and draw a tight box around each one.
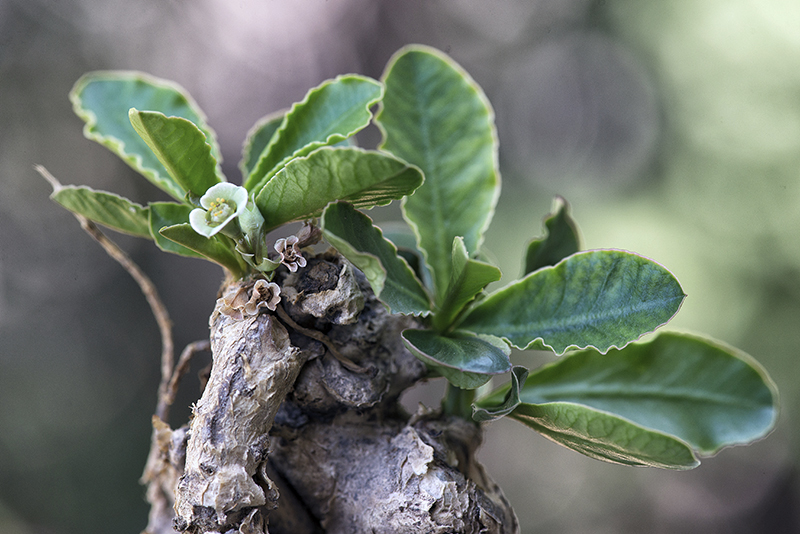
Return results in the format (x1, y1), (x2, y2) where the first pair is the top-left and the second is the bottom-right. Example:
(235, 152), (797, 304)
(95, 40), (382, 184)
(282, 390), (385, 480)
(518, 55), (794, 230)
(523, 386), (766, 411)
(499, 294), (682, 338)
(251, 86), (377, 190)
(412, 67), (448, 289)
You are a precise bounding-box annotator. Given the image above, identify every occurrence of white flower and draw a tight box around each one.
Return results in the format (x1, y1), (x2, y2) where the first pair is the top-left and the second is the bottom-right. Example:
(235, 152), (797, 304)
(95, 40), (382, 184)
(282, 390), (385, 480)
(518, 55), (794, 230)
(189, 183), (249, 238)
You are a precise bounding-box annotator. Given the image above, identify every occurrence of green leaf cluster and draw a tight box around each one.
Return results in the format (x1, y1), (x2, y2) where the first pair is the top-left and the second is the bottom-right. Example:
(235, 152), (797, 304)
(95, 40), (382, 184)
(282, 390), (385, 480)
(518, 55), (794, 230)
(317, 45), (778, 469)
(49, 46), (778, 471)
(51, 71), (421, 279)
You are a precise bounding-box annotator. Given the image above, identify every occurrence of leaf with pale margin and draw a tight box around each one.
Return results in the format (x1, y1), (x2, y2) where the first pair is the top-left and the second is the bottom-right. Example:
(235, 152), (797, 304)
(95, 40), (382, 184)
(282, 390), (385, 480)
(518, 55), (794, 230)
(525, 196), (581, 275)
(148, 202), (205, 258)
(245, 75), (383, 193)
(240, 111), (284, 179)
(511, 331), (778, 455)
(321, 202), (431, 315)
(472, 366), (528, 422)
(128, 110), (222, 199)
(50, 185), (151, 238)
(459, 250), (685, 355)
(376, 45), (500, 298)
(402, 329), (511, 389)
(242, 113), (354, 183)
(255, 147), (423, 232)
(511, 402), (699, 469)
(159, 223), (246, 276)
(71, 71), (221, 201)
(433, 236), (501, 331)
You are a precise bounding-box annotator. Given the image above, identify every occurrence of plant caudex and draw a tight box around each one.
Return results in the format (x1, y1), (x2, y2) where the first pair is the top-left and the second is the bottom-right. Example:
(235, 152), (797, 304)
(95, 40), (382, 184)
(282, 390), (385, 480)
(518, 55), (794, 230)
(47, 46), (777, 472)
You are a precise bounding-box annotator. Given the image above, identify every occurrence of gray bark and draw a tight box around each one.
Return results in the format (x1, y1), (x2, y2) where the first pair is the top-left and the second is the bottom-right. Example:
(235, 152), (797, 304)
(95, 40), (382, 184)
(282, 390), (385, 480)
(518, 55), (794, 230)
(142, 252), (518, 534)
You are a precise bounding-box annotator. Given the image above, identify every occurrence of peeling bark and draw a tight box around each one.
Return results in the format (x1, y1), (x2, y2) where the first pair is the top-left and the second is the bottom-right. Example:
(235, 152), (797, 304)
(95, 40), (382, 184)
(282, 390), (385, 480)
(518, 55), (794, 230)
(173, 307), (311, 532)
(141, 252), (518, 534)
(268, 411), (517, 533)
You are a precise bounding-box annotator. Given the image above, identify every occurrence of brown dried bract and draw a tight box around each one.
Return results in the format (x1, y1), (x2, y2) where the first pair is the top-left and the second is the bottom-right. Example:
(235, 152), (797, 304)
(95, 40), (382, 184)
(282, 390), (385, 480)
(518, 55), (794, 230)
(294, 221), (322, 249)
(216, 279), (281, 321)
(274, 236), (307, 272)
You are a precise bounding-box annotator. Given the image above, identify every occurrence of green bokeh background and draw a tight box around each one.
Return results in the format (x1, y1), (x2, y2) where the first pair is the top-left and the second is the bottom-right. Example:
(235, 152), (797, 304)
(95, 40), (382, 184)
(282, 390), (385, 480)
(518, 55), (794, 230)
(2, 1), (798, 532)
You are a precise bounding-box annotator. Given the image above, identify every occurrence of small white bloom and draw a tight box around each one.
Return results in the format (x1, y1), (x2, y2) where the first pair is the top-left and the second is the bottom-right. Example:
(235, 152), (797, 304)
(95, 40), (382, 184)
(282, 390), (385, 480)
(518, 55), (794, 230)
(189, 183), (249, 238)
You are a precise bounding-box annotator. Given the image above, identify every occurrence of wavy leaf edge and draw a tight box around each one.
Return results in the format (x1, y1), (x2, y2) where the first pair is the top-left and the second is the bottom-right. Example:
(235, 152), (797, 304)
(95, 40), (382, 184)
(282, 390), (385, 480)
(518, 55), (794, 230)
(462, 248), (686, 356)
(510, 399), (701, 469)
(506, 330), (779, 458)
(70, 70), (221, 201)
(377, 44), (501, 298)
(245, 74), (384, 193)
(256, 145), (424, 231)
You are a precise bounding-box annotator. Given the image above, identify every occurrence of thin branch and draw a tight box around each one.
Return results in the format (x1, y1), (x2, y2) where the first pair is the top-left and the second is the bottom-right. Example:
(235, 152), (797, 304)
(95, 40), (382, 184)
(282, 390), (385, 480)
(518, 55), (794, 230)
(274, 304), (368, 373)
(36, 165), (175, 420)
(165, 340), (210, 408)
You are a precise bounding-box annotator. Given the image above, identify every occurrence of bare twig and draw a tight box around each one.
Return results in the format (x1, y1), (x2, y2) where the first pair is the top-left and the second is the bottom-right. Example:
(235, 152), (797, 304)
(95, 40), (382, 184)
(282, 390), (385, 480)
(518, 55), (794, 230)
(36, 165), (176, 420)
(165, 340), (210, 407)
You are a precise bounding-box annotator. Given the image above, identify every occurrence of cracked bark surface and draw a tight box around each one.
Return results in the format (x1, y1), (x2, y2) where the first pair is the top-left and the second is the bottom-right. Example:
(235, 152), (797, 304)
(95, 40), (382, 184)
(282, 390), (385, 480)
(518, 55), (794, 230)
(142, 252), (518, 534)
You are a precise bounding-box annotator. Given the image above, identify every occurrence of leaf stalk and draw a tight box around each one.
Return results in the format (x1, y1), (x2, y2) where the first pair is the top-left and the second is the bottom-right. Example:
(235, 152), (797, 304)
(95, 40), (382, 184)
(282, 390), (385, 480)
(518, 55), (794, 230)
(442, 382), (476, 420)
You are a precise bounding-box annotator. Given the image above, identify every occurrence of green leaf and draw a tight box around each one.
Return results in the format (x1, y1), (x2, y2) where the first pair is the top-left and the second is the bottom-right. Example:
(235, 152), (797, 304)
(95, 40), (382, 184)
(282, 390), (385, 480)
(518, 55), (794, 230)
(148, 202), (204, 258)
(50, 185), (151, 238)
(239, 111), (284, 179)
(515, 331), (778, 456)
(379, 222), (421, 251)
(321, 202), (431, 315)
(244, 75), (383, 193)
(159, 223), (247, 276)
(511, 402), (699, 469)
(379, 222), (434, 290)
(376, 45), (500, 297)
(433, 236), (501, 332)
(71, 71), (221, 201)
(525, 196), (581, 275)
(402, 329), (511, 389)
(128, 109), (223, 198)
(472, 366), (528, 422)
(255, 147), (423, 231)
(459, 250), (686, 355)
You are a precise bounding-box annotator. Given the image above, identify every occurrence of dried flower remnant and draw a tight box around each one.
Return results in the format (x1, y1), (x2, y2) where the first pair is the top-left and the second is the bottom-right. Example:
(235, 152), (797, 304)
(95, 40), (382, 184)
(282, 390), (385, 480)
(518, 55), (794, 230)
(246, 280), (281, 314)
(294, 222), (323, 249)
(275, 236), (307, 272)
(216, 279), (281, 321)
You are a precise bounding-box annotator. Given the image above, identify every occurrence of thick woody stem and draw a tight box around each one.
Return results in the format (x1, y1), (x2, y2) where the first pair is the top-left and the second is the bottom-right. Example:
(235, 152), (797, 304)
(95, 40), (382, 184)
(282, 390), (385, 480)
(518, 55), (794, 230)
(41, 165), (519, 533)
(173, 299), (310, 533)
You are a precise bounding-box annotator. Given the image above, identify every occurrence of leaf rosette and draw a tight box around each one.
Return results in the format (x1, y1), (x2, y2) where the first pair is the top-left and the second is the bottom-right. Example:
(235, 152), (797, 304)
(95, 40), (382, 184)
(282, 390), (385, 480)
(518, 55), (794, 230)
(317, 45), (777, 470)
(43, 45), (779, 475)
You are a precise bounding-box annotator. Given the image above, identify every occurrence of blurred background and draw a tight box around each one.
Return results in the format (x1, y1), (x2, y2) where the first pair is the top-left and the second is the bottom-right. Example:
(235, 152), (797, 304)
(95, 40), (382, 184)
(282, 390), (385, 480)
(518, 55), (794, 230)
(2, 0), (799, 532)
